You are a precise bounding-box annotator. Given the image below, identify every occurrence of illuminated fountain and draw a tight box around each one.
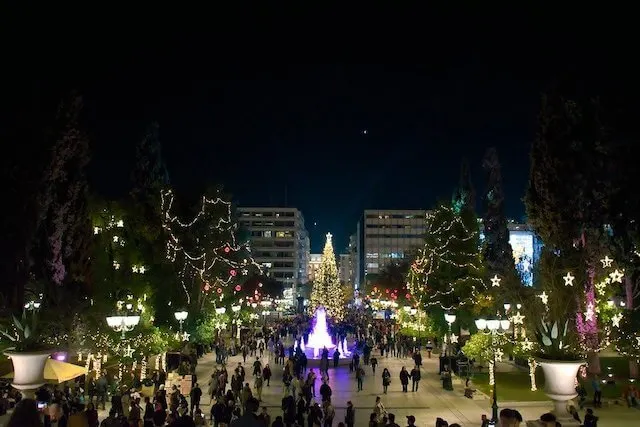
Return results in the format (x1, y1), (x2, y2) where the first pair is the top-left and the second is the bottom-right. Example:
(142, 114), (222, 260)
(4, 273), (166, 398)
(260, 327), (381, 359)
(304, 306), (350, 359)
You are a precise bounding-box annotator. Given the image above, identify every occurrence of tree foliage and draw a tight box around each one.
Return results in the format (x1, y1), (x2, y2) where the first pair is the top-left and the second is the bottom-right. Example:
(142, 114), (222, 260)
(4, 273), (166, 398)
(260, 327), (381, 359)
(407, 202), (485, 314)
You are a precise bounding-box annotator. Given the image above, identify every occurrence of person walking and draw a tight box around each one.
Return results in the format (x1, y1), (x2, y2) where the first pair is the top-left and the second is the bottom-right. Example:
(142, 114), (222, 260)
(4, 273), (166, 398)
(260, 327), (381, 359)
(263, 364), (272, 386)
(254, 375), (264, 402)
(356, 365), (365, 392)
(410, 366), (421, 392)
(190, 383), (203, 414)
(381, 368), (391, 394)
(322, 400), (335, 427)
(373, 396), (386, 424)
(370, 356), (378, 374)
(399, 367), (409, 393)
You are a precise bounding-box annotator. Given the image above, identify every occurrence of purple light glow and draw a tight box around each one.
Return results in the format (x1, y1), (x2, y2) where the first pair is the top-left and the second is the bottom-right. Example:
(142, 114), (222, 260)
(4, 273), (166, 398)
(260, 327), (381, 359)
(55, 354), (66, 361)
(307, 307), (335, 352)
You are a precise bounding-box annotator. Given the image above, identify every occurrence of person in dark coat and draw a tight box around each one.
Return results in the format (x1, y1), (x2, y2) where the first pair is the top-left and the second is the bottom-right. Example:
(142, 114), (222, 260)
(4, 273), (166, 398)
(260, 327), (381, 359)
(410, 366), (421, 392)
(399, 367), (410, 393)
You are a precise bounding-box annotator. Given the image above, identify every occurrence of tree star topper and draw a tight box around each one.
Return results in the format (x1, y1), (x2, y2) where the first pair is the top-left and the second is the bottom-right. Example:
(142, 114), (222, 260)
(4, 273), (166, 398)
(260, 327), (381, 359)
(563, 272), (575, 287)
(490, 274), (501, 287)
(600, 256), (613, 268)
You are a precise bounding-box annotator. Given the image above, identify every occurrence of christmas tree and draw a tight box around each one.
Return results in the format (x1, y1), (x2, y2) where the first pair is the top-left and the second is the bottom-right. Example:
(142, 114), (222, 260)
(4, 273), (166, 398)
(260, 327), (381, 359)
(407, 202), (485, 311)
(310, 233), (344, 320)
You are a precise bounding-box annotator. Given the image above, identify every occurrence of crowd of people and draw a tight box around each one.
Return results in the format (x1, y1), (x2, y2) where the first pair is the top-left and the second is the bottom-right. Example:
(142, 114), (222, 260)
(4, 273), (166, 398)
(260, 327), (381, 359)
(2, 316), (606, 427)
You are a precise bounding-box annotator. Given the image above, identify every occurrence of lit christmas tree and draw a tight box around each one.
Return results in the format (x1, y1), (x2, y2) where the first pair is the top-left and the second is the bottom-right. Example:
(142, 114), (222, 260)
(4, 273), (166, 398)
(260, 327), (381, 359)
(310, 233), (344, 320)
(407, 202), (485, 311)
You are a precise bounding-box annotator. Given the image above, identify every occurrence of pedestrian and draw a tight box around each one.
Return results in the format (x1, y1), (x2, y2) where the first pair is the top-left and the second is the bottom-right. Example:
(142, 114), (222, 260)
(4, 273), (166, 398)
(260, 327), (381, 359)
(254, 375), (264, 402)
(426, 341), (433, 359)
(190, 383), (203, 414)
(399, 367), (409, 393)
(382, 368), (391, 394)
(370, 356), (378, 374)
(356, 365), (365, 392)
(373, 397), (386, 424)
(253, 357), (262, 377)
(591, 375), (602, 408)
(345, 401), (355, 427)
(322, 400), (335, 427)
(263, 364), (272, 387)
(410, 366), (421, 392)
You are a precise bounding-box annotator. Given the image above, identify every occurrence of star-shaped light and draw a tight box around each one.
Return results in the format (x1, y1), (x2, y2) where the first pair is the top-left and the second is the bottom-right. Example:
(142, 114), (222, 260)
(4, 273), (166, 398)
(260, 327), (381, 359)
(601, 256), (614, 268)
(610, 269), (624, 284)
(181, 331), (190, 341)
(495, 348), (504, 361)
(124, 345), (134, 358)
(132, 265), (139, 273)
(450, 333), (459, 344)
(521, 338), (534, 351)
(585, 303), (595, 322)
(636, 336), (640, 346)
(537, 291), (549, 305)
(241, 269), (248, 276)
(563, 272), (575, 287)
(490, 275), (501, 287)
(511, 312), (525, 325)
(612, 313), (623, 328)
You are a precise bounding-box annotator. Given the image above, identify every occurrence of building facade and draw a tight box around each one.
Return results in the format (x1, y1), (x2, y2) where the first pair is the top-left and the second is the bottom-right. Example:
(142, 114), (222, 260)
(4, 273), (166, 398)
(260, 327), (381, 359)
(237, 207), (310, 302)
(338, 253), (351, 285)
(308, 253), (322, 282)
(356, 209), (427, 289)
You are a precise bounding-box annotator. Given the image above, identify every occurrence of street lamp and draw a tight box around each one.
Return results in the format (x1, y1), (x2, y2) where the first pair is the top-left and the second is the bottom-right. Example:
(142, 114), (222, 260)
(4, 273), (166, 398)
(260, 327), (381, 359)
(444, 313), (457, 372)
(475, 317), (510, 425)
(106, 313), (140, 340)
(174, 311), (188, 333)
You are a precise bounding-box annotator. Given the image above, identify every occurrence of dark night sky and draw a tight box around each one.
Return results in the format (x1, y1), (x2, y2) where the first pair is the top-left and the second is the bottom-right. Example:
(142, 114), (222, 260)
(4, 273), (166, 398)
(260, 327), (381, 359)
(7, 16), (637, 252)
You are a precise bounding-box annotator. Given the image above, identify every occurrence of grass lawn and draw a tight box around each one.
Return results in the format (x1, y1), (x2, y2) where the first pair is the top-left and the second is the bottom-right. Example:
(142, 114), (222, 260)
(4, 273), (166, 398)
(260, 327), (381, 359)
(469, 357), (635, 403)
(471, 371), (549, 401)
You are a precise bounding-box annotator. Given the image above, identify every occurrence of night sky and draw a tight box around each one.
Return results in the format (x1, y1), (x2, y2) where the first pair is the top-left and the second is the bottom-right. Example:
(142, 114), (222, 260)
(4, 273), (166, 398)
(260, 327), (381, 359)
(8, 19), (637, 252)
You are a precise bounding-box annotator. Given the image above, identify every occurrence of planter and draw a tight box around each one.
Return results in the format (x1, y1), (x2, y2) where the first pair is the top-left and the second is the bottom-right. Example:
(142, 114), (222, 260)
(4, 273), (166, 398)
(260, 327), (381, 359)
(537, 359), (585, 423)
(4, 349), (52, 399)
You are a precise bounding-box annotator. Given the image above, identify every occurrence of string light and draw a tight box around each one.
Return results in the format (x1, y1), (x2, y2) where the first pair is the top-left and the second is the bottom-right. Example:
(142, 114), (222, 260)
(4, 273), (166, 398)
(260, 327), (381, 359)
(609, 270), (624, 283)
(489, 360), (495, 386)
(140, 357), (147, 380)
(155, 355), (160, 371)
(528, 359), (538, 391)
(94, 355), (102, 377)
(160, 189), (261, 304)
(407, 204), (485, 310)
(161, 352), (167, 372)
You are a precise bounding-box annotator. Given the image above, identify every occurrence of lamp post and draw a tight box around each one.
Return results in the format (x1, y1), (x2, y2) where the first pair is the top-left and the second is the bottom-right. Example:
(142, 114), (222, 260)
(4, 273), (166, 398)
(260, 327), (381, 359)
(503, 303), (513, 361)
(106, 313), (140, 340)
(444, 313), (457, 372)
(475, 317), (510, 425)
(174, 311), (188, 333)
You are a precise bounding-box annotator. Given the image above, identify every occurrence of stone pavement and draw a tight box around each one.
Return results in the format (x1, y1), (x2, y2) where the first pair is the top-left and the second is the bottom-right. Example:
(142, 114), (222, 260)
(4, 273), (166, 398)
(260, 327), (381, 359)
(215, 350), (640, 427)
(2, 350), (639, 426)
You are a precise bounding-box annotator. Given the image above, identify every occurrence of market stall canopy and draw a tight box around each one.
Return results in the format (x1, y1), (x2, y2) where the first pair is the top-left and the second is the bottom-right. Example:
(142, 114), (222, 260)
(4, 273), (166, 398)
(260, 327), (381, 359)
(2, 358), (87, 383)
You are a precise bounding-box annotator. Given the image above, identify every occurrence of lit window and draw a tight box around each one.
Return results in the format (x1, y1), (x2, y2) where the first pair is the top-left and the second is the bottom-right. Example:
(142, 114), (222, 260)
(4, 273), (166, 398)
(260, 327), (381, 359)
(366, 252), (378, 259)
(255, 213), (262, 217)
(366, 262), (379, 269)
(264, 230), (272, 238)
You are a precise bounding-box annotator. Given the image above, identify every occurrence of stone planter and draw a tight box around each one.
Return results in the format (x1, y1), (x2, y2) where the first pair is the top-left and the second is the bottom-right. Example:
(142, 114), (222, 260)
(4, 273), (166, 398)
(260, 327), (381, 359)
(4, 349), (51, 399)
(537, 359), (585, 423)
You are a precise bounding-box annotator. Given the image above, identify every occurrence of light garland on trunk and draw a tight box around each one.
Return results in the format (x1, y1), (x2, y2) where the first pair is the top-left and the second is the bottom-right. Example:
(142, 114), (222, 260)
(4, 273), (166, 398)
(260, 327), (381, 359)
(528, 358), (537, 391)
(489, 360), (495, 386)
(94, 355), (102, 377)
(85, 353), (92, 372)
(161, 352), (167, 372)
(118, 362), (123, 380)
(141, 358), (147, 380)
(78, 352), (82, 362)
(155, 355), (160, 370)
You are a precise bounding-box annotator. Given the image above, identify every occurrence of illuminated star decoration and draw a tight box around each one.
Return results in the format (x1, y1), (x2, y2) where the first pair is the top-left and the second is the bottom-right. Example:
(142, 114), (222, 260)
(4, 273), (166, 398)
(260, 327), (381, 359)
(490, 275), (501, 287)
(124, 345), (135, 358)
(585, 303), (595, 322)
(181, 331), (190, 342)
(521, 338), (534, 351)
(537, 291), (549, 305)
(495, 348), (505, 361)
(449, 333), (459, 344)
(636, 336), (640, 346)
(563, 272), (575, 287)
(600, 256), (613, 268)
(612, 313), (623, 328)
(609, 269), (624, 284)
(511, 312), (525, 325)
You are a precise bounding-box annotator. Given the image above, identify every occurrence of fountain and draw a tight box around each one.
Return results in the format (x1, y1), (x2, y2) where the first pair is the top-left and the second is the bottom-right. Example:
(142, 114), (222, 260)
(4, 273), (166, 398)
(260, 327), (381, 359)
(305, 306), (350, 359)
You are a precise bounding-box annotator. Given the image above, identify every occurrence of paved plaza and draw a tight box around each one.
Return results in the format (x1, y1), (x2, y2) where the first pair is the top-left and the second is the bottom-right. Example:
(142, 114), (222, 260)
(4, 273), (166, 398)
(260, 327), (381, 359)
(207, 350), (640, 427)
(2, 350), (639, 426)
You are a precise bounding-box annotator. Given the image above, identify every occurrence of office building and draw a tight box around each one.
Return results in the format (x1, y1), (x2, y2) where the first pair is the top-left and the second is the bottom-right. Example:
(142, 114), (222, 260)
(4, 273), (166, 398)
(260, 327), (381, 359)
(338, 253), (351, 285)
(356, 209), (427, 288)
(348, 234), (359, 289)
(308, 253), (322, 282)
(237, 207), (310, 302)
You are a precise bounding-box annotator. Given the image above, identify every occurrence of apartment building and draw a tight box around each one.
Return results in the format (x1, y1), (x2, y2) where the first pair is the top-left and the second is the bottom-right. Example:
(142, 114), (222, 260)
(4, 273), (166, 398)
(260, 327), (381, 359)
(356, 209), (427, 288)
(237, 207), (310, 302)
(338, 253), (351, 285)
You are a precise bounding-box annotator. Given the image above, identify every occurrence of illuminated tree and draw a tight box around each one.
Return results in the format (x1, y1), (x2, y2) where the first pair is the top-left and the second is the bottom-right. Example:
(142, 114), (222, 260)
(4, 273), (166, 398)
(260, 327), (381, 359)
(160, 188), (261, 311)
(310, 233), (344, 320)
(407, 202), (485, 313)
